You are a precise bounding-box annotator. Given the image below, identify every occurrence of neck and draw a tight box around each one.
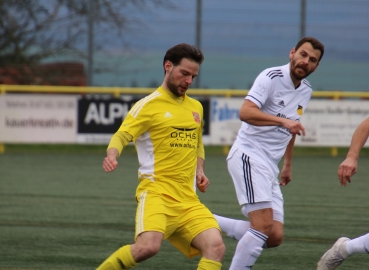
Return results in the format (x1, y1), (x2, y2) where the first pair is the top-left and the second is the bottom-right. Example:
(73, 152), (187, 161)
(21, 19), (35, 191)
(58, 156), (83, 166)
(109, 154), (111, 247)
(289, 74), (302, 88)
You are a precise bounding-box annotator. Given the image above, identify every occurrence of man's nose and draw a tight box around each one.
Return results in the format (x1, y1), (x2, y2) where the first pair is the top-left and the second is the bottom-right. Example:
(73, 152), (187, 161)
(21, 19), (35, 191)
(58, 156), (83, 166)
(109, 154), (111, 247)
(185, 76), (193, 85)
(301, 56), (309, 64)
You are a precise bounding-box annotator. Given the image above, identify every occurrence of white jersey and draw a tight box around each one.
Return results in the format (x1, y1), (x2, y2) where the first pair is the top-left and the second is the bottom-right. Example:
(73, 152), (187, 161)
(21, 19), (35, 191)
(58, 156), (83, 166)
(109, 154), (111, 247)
(229, 63), (312, 169)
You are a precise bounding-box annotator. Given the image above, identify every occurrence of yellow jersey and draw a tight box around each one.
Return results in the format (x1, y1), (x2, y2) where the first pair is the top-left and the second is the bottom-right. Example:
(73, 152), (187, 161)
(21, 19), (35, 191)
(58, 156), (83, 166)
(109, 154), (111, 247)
(111, 86), (205, 202)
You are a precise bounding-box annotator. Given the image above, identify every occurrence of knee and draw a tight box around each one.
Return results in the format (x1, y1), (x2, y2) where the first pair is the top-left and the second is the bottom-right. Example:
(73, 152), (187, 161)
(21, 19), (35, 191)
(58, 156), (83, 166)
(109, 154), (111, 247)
(267, 230), (284, 248)
(214, 240), (226, 258)
(132, 242), (161, 262)
(255, 221), (274, 236)
(200, 237), (226, 261)
(209, 239), (226, 261)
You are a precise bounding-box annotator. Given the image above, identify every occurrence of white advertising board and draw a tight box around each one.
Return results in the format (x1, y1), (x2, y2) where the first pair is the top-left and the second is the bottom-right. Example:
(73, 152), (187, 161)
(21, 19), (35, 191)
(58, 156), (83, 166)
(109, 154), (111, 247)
(0, 94), (77, 143)
(210, 98), (243, 145)
(295, 100), (369, 146)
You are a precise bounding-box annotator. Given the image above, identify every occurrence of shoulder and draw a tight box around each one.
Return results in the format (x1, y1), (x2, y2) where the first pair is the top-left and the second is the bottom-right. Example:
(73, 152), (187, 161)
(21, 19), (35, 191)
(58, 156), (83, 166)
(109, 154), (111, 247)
(301, 79), (313, 90)
(259, 65), (284, 80)
(253, 66), (284, 90)
(130, 90), (162, 117)
(186, 95), (203, 107)
(136, 90), (163, 107)
(297, 79), (313, 96)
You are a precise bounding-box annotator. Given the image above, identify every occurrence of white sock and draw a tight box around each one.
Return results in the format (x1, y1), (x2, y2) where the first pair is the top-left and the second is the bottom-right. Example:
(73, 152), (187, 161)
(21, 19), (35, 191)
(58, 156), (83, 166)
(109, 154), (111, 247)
(229, 228), (268, 270)
(213, 214), (250, 241)
(346, 233), (369, 256)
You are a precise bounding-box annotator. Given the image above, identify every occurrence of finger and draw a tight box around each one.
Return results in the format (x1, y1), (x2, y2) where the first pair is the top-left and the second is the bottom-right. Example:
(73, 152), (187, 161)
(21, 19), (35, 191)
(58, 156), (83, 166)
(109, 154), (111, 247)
(104, 160), (117, 172)
(102, 164), (109, 172)
(338, 174), (345, 186)
(345, 174), (351, 183)
(343, 169), (353, 182)
(103, 165), (112, 173)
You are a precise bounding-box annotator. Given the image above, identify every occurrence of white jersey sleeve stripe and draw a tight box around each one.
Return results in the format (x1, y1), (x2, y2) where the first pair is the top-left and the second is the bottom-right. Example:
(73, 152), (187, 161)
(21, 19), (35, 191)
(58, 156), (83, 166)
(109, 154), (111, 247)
(130, 91), (161, 118)
(246, 95), (263, 107)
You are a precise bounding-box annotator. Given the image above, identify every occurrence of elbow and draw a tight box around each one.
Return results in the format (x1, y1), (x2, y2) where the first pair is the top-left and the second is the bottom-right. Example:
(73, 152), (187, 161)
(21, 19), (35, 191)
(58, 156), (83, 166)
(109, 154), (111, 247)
(239, 110), (251, 123)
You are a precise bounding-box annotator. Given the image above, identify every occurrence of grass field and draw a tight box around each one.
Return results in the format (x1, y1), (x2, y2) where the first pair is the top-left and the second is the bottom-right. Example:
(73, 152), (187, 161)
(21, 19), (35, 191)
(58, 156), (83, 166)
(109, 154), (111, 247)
(1, 145), (368, 269)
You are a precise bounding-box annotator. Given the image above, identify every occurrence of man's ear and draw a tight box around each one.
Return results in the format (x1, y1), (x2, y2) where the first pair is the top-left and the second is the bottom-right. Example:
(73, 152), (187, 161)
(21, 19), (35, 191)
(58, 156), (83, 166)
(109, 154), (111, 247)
(289, 48), (296, 61)
(164, 60), (173, 73)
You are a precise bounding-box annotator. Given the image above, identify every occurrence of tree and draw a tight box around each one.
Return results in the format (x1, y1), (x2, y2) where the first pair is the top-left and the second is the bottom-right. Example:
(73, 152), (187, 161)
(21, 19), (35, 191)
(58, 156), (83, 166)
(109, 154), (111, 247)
(0, 0), (177, 67)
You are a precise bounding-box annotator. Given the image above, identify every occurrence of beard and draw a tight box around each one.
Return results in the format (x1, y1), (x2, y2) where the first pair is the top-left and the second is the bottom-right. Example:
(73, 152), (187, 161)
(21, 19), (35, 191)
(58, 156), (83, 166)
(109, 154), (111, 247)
(167, 80), (181, 97)
(166, 72), (187, 97)
(290, 59), (313, 81)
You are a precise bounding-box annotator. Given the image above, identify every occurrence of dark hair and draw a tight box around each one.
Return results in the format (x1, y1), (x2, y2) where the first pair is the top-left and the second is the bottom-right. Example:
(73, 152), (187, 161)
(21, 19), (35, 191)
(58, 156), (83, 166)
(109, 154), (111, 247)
(295, 37), (325, 62)
(163, 43), (204, 74)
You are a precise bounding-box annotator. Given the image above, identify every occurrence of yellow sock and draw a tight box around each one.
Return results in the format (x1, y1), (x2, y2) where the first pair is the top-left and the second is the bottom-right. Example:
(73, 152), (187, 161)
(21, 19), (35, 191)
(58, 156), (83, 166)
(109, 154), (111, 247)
(197, 257), (222, 270)
(96, 245), (138, 270)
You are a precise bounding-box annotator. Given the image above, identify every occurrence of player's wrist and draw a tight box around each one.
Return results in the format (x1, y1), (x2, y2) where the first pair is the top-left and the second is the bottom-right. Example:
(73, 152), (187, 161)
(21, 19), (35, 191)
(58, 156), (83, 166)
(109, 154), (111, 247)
(346, 152), (359, 161)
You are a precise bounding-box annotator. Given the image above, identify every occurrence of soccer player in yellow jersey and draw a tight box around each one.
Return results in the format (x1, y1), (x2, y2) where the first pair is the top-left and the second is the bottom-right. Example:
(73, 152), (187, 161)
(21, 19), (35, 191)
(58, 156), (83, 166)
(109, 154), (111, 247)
(97, 43), (225, 270)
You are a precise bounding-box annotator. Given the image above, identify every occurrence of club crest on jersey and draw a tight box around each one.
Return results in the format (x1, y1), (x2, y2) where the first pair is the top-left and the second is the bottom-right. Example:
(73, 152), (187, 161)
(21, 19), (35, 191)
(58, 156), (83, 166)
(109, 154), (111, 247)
(192, 112), (201, 124)
(297, 105), (303, 116)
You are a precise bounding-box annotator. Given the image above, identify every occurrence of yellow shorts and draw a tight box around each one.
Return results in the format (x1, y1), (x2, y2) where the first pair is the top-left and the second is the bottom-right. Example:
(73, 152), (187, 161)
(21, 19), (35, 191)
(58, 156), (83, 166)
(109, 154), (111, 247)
(135, 190), (220, 258)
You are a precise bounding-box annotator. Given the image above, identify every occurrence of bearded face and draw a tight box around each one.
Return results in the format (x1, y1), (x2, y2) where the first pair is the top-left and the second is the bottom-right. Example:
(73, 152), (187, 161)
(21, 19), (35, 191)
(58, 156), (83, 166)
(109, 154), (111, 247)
(289, 42), (321, 83)
(166, 70), (185, 97)
(290, 57), (313, 81)
(163, 58), (200, 97)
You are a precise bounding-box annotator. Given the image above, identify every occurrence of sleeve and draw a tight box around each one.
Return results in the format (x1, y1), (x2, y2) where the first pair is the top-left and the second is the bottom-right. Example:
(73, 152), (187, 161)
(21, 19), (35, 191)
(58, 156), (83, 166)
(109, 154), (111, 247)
(106, 99), (152, 155)
(245, 71), (273, 108)
(116, 100), (152, 140)
(107, 131), (133, 156)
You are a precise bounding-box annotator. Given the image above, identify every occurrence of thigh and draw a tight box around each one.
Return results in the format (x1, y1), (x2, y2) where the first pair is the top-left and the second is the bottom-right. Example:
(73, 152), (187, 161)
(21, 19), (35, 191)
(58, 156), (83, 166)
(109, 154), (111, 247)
(135, 191), (178, 239)
(168, 201), (220, 258)
(271, 180), (284, 223)
(227, 149), (275, 205)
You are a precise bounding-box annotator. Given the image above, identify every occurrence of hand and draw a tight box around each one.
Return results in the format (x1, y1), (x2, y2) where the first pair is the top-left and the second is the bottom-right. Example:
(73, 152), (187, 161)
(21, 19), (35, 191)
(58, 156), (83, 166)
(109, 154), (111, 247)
(284, 119), (305, 136)
(102, 156), (118, 172)
(196, 172), (210, 193)
(337, 158), (357, 187)
(280, 164), (292, 186)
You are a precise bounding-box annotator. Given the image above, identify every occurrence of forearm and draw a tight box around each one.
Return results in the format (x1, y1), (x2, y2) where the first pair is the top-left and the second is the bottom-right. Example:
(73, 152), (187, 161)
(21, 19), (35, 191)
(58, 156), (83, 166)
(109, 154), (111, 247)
(283, 135), (296, 166)
(241, 109), (285, 126)
(240, 100), (285, 127)
(196, 157), (205, 174)
(347, 117), (369, 160)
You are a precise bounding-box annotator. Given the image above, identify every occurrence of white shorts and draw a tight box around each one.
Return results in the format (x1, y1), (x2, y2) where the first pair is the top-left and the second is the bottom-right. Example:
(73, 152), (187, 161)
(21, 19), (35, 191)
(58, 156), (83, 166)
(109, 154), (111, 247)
(227, 148), (284, 218)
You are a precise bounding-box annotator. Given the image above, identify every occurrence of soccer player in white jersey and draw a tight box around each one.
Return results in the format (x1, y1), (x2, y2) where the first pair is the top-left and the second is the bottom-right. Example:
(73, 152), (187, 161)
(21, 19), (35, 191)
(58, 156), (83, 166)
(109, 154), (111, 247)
(98, 43), (225, 270)
(317, 116), (369, 269)
(213, 37), (325, 269)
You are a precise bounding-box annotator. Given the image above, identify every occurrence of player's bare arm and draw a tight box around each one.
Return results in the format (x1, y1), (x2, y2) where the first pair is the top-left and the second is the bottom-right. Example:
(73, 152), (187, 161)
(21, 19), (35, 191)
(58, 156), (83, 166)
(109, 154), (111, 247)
(103, 148), (119, 172)
(196, 157), (210, 192)
(280, 135), (296, 186)
(337, 117), (369, 186)
(239, 100), (305, 136)
(338, 158), (357, 187)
